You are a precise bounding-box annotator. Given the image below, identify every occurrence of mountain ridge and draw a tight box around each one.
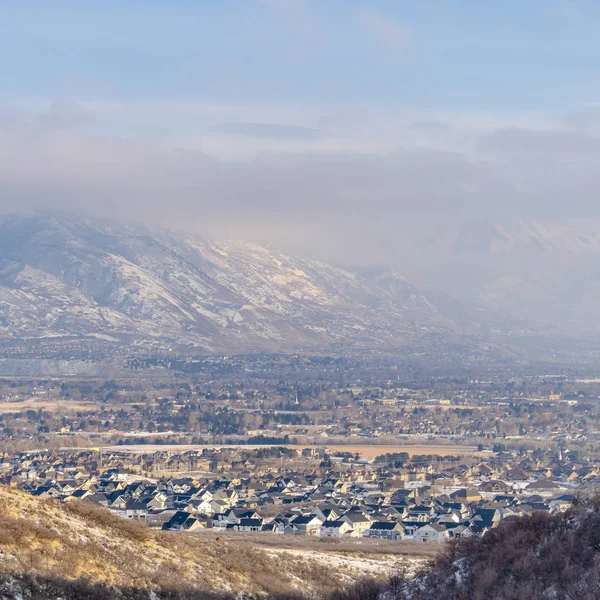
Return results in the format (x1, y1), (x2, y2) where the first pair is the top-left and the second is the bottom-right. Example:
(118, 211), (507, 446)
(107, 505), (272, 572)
(0, 212), (501, 356)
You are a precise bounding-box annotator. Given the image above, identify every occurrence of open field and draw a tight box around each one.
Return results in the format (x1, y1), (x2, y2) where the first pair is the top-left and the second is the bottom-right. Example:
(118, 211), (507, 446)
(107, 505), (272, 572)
(198, 531), (438, 580)
(99, 442), (480, 457)
(263, 547), (427, 578)
(205, 531), (442, 557)
(0, 399), (97, 413)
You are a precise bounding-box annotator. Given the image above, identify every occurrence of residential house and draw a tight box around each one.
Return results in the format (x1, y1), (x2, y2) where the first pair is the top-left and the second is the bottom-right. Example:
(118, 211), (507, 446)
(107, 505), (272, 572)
(364, 521), (404, 541)
(320, 520), (353, 538)
(163, 511), (205, 532)
(290, 515), (323, 537)
(414, 523), (449, 542)
(236, 518), (264, 533)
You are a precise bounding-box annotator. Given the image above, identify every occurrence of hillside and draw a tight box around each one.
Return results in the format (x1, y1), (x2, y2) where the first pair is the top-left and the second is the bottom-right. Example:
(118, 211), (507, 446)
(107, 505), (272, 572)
(0, 486), (597, 600)
(0, 486), (427, 600)
(0, 213), (505, 358)
(337, 502), (600, 600)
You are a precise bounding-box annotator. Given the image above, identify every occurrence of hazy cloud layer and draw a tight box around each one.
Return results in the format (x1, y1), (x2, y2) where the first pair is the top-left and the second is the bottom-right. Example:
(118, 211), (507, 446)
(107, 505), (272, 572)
(212, 122), (324, 140)
(1, 98), (600, 266)
(477, 128), (600, 155)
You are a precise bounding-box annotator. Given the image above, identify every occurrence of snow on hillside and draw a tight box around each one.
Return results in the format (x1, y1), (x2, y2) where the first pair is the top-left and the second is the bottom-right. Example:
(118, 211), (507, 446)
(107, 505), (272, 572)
(0, 213), (482, 352)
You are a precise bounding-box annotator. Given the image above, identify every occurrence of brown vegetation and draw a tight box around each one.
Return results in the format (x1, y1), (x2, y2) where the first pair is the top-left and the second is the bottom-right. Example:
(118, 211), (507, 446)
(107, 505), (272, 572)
(339, 502), (600, 600)
(204, 530), (440, 558)
(0, 486), (401, 599)
(7, 484), (597, 600)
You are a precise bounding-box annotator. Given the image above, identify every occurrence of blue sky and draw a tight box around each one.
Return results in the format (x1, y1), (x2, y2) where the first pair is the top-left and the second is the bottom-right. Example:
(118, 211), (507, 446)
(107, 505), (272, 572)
(2, 0), (600, 262)
(1, 0), (600, 110)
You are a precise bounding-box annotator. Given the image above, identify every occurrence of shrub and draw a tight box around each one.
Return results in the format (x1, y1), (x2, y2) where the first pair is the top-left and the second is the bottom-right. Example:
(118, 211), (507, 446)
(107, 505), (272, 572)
(63, 501), (149, 542)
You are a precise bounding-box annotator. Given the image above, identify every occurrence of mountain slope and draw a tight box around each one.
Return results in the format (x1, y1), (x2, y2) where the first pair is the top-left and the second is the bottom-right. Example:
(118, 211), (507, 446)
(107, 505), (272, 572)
(0, 213), (497, 354)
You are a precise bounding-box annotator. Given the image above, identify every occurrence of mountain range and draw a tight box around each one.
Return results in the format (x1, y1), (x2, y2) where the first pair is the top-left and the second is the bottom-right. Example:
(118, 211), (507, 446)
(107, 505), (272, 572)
(0, 213), (501, 357)
(0, 212), (597, 364)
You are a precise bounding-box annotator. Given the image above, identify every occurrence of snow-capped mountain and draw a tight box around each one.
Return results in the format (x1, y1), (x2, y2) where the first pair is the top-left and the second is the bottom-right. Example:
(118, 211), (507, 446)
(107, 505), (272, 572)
(0, 213), (490, 354)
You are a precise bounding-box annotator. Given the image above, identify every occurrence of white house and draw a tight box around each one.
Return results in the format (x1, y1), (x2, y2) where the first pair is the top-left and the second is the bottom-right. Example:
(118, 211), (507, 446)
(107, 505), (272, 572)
(414, 523), (449, 542)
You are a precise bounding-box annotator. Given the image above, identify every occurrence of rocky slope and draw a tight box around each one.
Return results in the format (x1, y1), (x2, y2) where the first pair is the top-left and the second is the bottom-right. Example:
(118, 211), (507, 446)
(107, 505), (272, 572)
(0, 213), (501, 355)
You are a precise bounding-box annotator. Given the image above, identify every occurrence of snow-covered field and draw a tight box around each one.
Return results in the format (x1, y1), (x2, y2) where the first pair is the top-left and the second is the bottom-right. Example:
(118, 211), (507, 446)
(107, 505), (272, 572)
(264, 547), (428, 579)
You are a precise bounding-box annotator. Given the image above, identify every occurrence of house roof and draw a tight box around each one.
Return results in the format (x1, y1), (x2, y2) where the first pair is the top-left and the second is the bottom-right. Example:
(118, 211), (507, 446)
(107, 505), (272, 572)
(238, 518), (263, 527)
(322, 520), (347, 528)
(164, 511), (193, 527)
(419, 523), (446, 532)
(292, 515), (321, 525)
(370, 521), (400, 530)
(526, 479), (559, 490)
(343, 512), (370, 523)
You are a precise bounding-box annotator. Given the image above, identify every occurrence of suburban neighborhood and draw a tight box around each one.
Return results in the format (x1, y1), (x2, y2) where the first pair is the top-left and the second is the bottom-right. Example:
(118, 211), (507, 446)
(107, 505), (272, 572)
(1, 442), (587, 544)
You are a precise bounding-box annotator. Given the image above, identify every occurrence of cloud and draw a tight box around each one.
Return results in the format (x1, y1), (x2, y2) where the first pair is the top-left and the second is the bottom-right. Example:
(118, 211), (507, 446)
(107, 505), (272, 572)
(3, 98), (600, 268)
(316, 108), (370, 131)
(212, 122), (324, 140)
(36, 99), (96, 131)
(361, 9), (412, 51)
(477, 128), (600, 155)
(0, 104), (495, 227)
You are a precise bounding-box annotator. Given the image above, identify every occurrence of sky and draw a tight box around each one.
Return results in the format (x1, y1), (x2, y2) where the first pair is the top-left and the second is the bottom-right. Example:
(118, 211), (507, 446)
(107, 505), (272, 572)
(2, 0), (600, 264)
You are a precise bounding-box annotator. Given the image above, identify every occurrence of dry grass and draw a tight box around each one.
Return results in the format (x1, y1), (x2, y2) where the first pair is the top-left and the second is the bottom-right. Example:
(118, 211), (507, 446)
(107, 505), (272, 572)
(63, 500), (150, 542)
(205, 531), (441, 558)
(0, 487), (431, 598)
(0, 399), (97, 413)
